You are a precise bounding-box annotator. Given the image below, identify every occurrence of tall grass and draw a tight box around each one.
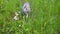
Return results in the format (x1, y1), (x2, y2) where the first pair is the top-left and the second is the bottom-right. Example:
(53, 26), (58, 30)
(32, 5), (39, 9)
(0, 0), (60, 34)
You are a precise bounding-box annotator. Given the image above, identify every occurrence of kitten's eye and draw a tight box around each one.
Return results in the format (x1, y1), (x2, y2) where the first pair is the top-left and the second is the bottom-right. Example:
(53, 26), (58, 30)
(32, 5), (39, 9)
(24, 5), (26, 8)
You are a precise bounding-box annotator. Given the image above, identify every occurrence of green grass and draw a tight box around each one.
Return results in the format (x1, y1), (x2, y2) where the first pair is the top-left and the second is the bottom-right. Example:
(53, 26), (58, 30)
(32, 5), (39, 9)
(0, 0), (60, 34)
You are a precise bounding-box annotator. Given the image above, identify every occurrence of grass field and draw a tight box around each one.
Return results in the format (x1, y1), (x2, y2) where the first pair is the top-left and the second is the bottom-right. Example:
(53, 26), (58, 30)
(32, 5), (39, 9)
(0, 0), (60, 34)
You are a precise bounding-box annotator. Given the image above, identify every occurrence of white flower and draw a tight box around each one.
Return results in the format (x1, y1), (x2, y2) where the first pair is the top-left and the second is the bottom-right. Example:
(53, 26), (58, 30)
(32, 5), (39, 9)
(19, 25), (21, 27)
(15, 12), (19, 16)
(13, 16), (18, 20)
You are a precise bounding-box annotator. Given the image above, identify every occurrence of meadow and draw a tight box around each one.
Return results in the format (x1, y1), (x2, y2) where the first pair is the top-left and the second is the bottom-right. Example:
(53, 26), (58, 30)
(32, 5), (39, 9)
(0, 0), (60, 34)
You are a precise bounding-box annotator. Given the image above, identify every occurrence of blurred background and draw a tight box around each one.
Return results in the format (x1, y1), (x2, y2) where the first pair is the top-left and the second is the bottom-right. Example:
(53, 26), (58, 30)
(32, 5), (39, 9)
(0, 0), (60, 34)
